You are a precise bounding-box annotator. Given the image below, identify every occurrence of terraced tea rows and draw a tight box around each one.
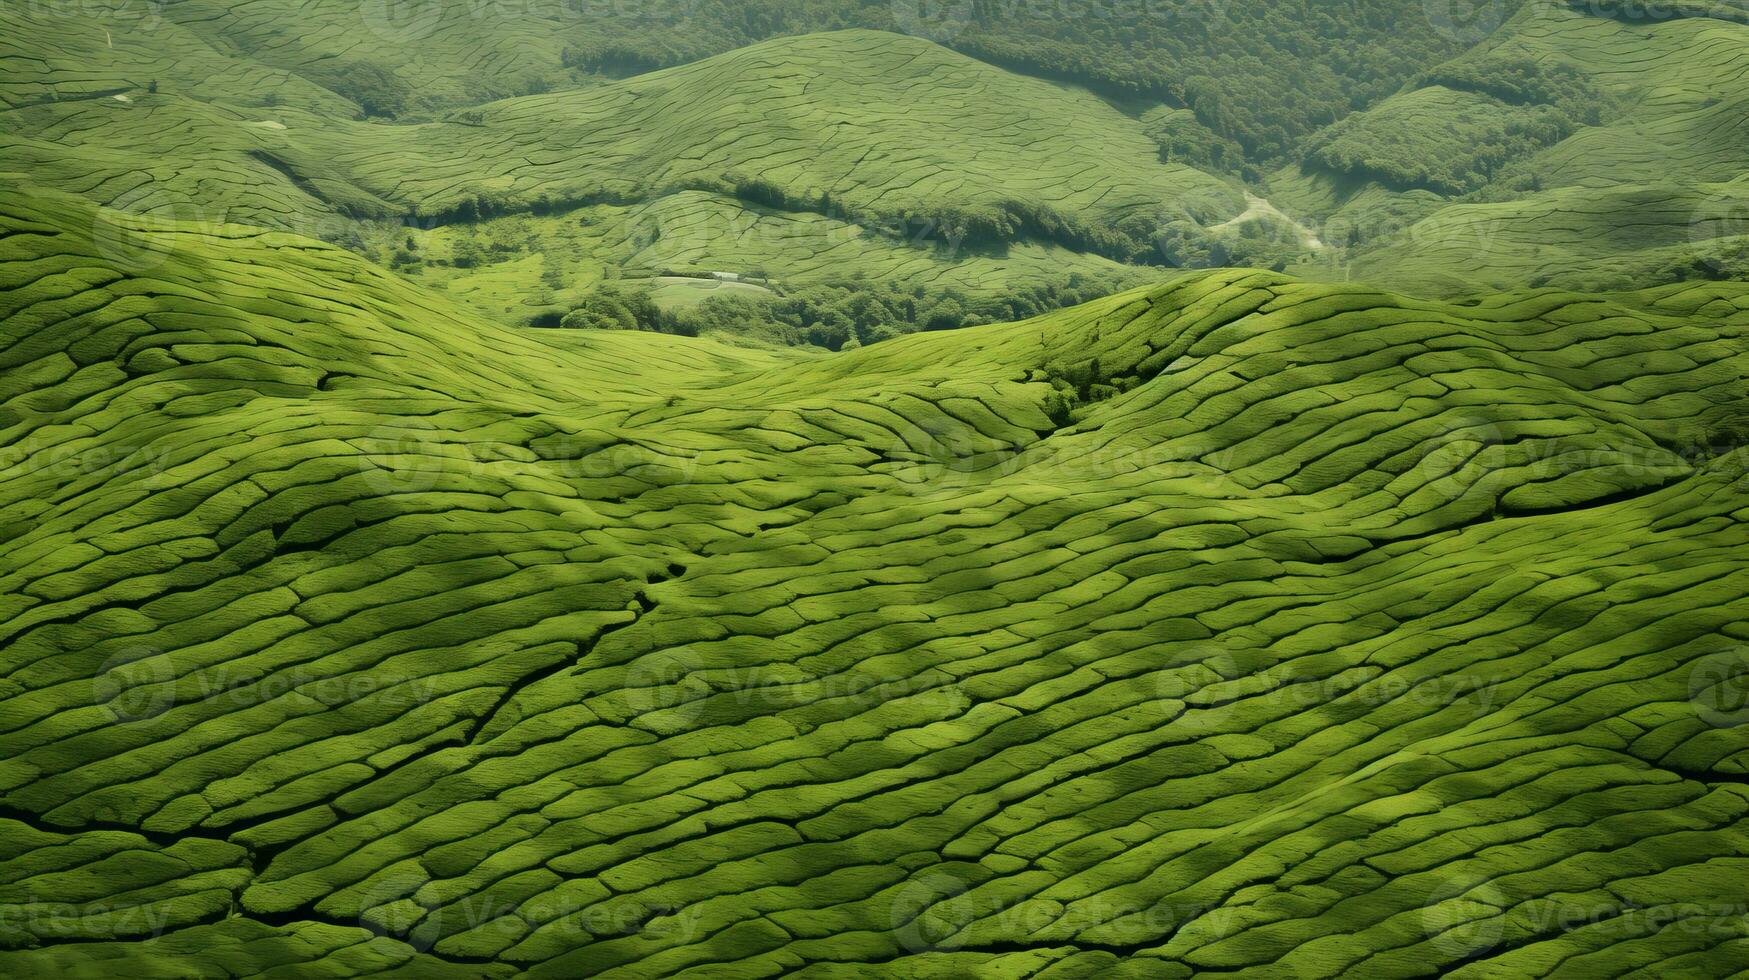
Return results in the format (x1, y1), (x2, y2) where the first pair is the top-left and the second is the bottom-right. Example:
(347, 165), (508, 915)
(5, 187), (1749, 976)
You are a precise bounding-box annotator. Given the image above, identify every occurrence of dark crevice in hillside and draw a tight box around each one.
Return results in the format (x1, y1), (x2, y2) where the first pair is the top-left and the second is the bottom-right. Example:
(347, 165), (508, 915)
(237, 906), (501, 965)
(0, 539), (288, 648)
(412, 175), (1173, 267)
(0, 87), (132, 112)
(157, 589), (676, 872)
(1363, 468), (1700, 553)
(232, 731), (473, 875)
(0, 802), (242, 852)
(724, 178), (1175, 266)
(270, 518), (332, 555)
(468, 585), (659, 746)
(0, 905), (235, 950)
(1431, 929), (1562, 978)
(208, 809), (342, 876)
(957, 940), (1176, 957)
(246, 151), (335, 210)
(811, 940), (1184, 968)
(1494, 471), (1694, 520)
(1568, 0), (1749, 26)
(1647, 761), (1749, 788)
(1296, 158), (1465, 198)
(1422, 900), (1738, 978)
(0, 227), (62, 243)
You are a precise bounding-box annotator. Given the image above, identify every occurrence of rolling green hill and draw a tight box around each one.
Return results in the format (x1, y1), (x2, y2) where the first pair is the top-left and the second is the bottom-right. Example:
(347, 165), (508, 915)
(6, 185), (1749, 976)
(6, 0), (1489, 158)
(1, 28), (1242, 328)
(546, 0), (1494, 161)
(6, 28), (1241, 230)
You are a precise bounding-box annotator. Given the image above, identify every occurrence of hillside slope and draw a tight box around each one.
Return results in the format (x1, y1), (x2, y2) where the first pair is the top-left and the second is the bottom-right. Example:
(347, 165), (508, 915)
(1276, 1), (1749, 294)
(5, 187), (1749, 976)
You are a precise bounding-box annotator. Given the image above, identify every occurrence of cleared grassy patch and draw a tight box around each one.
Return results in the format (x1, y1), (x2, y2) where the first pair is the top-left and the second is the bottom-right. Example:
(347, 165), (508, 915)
(1276, 1), (1749, 295)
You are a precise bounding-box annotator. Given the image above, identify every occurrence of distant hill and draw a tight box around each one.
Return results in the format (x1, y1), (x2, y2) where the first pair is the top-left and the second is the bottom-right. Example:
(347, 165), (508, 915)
(3, 30), (1239, 228)
(2, 0), (1489, 160)
(0, 28), (1244, 324)
(14, 4), (1748, 309)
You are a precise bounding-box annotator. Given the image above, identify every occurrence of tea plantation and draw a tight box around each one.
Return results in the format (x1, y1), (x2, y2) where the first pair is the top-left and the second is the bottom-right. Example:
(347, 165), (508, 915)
(5, 187), (1749, 975)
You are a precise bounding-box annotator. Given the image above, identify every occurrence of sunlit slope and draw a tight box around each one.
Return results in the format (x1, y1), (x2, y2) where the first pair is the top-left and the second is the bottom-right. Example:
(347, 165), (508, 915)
(1277, 1), (1749, 294)
(0, 29), (1239, 309)
(337, 31), (1236, 222)
(0, 30), (1240, 229)
(5, 190), (1749, 976)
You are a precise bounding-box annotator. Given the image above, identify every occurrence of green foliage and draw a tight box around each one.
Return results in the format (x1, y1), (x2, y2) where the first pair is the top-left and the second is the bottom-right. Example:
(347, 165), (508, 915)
(1418, 57), (1610, 121)
(450, 236), (484, 269)
(1143, 108), (1257, 180)
(559, 284), (672, 333)
(298, 58), (413, 118)
(1574, 0), (1749, 23)
(1303, 87), (1577, 194)
(556, 269), (1142, 350)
